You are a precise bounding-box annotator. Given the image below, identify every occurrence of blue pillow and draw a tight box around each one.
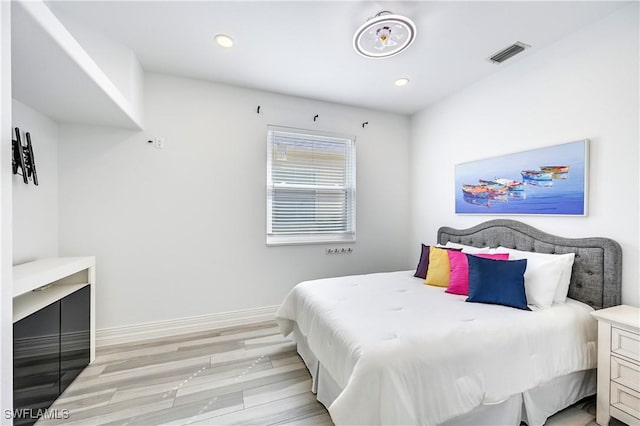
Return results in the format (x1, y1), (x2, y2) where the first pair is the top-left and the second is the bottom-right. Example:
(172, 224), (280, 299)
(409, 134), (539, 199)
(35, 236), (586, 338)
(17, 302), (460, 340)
(466, 255), (530, 311)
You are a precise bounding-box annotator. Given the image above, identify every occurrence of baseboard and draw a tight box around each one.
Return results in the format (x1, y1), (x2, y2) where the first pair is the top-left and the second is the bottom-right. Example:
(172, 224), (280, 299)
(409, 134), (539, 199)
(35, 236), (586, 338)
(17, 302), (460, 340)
(96, 305), (280, 347)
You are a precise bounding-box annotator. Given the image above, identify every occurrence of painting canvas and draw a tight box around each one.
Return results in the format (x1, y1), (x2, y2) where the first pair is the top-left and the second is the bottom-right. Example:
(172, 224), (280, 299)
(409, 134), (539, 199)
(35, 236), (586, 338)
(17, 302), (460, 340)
(455, 140), (588, 215)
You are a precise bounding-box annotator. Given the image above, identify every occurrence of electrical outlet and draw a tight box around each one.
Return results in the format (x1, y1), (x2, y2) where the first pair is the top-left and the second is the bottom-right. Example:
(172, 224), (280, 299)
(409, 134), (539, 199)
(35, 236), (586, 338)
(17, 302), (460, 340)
(326, 247), (353, 255)
(154, 138), (164, 149)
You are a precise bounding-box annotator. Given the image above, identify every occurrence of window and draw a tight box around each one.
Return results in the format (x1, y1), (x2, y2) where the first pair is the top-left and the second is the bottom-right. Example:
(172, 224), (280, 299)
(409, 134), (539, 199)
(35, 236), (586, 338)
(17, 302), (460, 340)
(266, 126), (356, 245)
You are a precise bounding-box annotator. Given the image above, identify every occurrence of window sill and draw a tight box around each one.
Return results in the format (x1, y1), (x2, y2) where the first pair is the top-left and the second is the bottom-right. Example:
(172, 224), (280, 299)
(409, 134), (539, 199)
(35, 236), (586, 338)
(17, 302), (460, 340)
(266, 234), (355, 247)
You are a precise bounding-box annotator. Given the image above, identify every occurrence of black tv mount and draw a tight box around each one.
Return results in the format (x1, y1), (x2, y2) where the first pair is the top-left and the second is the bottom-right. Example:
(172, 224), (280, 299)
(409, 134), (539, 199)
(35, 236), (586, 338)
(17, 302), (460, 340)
(12, 127), (38, 186)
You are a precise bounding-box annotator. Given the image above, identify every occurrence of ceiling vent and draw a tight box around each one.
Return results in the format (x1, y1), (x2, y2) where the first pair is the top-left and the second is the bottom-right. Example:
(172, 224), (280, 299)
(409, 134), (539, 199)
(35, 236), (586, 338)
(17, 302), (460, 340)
(488, 42), (530, 64)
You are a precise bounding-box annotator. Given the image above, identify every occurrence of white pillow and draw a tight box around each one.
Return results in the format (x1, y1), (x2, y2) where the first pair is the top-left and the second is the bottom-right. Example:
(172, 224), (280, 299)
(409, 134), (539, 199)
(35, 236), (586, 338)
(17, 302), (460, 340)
(489, 247), (511, 255)
(443, 242), (491, 254)
(497, 247), (575, 304)
(525, 258), (567, 308)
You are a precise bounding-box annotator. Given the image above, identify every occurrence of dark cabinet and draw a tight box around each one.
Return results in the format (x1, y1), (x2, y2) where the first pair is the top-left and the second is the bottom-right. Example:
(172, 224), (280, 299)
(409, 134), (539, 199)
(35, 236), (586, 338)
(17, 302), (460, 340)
(13, 285), (90, 426)
(60, 285), (91, 392)
(13, 301), (60, 426)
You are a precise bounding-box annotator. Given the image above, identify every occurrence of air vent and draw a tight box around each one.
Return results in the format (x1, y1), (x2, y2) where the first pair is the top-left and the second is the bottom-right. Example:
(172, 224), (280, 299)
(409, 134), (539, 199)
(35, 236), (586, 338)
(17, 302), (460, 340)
(489, 42), (530, 64)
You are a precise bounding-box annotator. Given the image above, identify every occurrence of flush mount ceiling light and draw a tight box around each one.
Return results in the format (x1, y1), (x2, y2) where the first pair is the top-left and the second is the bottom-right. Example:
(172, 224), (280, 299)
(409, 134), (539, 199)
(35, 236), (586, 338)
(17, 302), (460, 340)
(353, 11), (416, 59)
(214, 34), (234, 48)
(394, 78), (410, 87)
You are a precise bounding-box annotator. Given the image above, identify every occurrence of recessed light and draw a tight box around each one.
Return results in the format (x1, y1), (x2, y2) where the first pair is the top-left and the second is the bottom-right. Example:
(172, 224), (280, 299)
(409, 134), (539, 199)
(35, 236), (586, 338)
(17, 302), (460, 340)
(394, 78), (410, 87)
(214, 34), (234, 48)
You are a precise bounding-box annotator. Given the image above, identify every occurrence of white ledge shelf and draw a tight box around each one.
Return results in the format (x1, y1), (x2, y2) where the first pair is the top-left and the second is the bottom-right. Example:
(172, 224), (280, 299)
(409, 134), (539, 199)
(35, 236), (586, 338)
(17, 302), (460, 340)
(11, 0), (142, 129)
(13, 257), (95, 323)
(13, 256), (95, 297)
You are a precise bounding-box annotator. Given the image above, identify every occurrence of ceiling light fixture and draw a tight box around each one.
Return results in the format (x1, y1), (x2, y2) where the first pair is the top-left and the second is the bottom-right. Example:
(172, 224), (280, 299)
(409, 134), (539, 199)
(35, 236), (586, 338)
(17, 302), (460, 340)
(394, 78), (410, 87)
(353, 11), (416, 59)
(214, 34), (234, 48)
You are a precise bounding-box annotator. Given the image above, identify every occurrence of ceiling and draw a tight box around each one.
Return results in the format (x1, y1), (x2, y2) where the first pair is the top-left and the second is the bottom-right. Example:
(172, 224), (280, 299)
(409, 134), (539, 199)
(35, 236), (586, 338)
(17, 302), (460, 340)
(47, 1), (629, 115)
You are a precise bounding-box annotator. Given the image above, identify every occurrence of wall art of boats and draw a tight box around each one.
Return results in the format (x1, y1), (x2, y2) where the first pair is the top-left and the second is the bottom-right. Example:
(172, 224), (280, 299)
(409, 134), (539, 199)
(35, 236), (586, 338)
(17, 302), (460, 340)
(455, 140), (585, 215)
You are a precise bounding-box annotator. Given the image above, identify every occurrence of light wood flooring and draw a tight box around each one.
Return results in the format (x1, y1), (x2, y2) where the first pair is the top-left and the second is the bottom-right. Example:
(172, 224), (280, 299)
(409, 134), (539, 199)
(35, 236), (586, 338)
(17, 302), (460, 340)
(36, 320), (612, 426)
(38, 321), (330, 426)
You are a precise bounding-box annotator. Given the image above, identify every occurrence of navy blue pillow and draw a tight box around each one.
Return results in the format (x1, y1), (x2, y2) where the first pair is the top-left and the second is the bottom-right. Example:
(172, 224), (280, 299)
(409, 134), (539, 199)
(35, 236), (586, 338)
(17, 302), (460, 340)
(466, 255), (530, 311)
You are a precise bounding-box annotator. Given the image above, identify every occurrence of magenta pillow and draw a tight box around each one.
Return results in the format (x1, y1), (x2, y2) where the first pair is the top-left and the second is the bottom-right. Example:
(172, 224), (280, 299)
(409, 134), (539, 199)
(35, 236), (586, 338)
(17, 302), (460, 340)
(446, 252), (510, 295)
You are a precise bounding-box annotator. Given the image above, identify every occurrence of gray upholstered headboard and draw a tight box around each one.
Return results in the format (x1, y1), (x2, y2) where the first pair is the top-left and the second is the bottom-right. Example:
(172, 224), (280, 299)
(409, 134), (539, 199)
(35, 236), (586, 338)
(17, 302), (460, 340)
(437, 219), (622, 310)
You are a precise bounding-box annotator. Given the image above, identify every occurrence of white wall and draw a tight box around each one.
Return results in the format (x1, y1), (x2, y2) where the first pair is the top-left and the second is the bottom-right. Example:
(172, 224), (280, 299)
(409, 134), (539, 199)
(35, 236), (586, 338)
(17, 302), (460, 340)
(410, 4), (639, 306)
(58, 73), (411, 329)
(12, 99), (59, 264)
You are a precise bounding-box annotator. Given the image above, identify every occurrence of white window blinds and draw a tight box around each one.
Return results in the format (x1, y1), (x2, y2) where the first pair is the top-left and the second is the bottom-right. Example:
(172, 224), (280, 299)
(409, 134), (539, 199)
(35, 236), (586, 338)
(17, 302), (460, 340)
(267, 126), (356, 245)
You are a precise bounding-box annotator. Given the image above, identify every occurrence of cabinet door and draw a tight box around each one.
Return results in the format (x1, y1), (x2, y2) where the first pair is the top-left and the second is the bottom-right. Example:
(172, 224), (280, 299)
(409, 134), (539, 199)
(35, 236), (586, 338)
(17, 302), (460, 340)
(60, 285), (91, 394)
(13, 301), (61, 426)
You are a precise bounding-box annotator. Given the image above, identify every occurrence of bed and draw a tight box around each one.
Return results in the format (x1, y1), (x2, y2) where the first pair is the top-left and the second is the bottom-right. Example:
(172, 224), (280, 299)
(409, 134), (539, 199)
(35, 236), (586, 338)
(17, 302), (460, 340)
(275, 219), (622, 425)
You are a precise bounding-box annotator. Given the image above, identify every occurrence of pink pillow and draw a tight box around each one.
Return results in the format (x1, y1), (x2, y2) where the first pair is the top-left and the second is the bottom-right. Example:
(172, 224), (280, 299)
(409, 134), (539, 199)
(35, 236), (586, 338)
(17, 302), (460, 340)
(446, 252), (509, 296)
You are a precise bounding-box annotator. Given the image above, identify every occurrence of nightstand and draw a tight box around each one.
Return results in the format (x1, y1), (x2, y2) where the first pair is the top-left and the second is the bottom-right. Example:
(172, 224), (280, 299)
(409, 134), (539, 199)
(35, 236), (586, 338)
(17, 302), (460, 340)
(591, 305), (640, 426)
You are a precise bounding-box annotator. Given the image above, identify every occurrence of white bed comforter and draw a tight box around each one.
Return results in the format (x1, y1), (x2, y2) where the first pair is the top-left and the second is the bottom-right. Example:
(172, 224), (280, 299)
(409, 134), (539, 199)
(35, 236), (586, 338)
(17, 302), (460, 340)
(275, 271), (597, 425)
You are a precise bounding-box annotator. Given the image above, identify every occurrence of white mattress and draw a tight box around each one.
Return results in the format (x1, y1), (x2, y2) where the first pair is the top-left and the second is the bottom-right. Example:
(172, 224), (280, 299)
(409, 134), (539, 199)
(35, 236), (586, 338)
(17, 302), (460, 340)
(276, 270), (597, 425)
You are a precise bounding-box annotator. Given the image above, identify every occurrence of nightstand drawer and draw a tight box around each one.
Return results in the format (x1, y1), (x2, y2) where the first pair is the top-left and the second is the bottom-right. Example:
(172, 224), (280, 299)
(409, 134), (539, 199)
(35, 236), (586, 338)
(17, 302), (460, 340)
(611, 356), (640, 390)
(610, 381), (640, 419)
(611, 327), (640, 361)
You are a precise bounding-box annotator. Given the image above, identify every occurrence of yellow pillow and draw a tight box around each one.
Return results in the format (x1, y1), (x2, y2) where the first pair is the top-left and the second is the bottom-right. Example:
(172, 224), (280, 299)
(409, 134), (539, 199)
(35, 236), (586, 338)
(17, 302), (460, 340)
(425, 247), (452, 287)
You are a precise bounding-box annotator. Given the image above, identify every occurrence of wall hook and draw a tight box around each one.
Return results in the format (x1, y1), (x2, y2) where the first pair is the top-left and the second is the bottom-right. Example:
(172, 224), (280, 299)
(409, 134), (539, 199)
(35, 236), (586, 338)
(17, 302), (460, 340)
(257, 105), (261, 114)
(313, 114), (319, 122)
(362, 121), (369, 128)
